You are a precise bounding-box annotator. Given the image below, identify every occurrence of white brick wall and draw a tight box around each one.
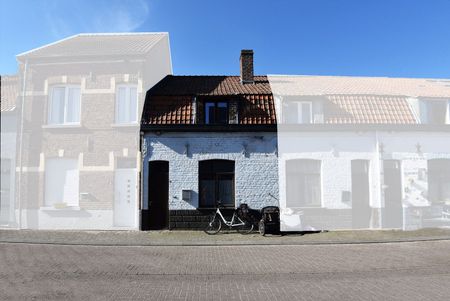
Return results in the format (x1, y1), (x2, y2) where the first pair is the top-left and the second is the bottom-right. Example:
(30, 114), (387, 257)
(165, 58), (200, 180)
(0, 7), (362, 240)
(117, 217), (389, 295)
(142, 132), (279, 210)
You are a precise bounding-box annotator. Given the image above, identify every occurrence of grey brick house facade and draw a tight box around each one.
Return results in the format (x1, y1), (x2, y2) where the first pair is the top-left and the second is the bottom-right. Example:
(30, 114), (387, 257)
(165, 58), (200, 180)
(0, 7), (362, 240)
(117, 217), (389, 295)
(12, 33), (172, 229)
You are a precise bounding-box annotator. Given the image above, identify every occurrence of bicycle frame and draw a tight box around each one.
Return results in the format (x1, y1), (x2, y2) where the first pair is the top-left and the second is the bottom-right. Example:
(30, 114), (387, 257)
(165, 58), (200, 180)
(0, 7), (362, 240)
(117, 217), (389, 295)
(213, 207), (246, 227)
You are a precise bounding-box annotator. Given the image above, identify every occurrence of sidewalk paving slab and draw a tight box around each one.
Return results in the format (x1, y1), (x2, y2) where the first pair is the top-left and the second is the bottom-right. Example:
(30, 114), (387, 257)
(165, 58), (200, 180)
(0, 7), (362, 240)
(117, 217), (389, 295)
(1, 228), (450, 246)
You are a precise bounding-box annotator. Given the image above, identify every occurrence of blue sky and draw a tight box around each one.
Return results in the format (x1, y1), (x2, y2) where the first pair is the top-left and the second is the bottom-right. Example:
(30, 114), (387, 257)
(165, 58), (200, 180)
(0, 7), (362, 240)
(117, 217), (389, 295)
(1, 0), (450, 78)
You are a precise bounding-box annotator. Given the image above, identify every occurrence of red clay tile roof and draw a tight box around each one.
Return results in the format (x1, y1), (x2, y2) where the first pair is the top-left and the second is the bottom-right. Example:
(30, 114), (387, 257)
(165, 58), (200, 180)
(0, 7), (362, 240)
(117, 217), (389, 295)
(142, 75), (276, 125)
(1, 75), (18, 112)
(147, 75), (272, 96)
(324, 95), (416, 124)
(239, 95), (276, 125)
(144, 96), (193, 125)
(268, 75), (450, 98)
(142, 75), (442, 126)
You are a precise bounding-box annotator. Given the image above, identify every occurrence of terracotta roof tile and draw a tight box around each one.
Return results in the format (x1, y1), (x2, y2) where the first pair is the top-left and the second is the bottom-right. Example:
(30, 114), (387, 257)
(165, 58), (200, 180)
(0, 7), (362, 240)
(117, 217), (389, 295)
(324, 95), (416, 124)
(147, 75), (272, 96)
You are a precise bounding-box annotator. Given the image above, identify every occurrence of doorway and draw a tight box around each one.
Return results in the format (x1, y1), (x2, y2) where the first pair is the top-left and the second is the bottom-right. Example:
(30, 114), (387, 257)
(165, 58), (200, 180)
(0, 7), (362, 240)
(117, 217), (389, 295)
(351, 160), (371, 229)
(143, 161), (169, 230)
(383, 160), (403, 228)
(114, 168), (137, 227)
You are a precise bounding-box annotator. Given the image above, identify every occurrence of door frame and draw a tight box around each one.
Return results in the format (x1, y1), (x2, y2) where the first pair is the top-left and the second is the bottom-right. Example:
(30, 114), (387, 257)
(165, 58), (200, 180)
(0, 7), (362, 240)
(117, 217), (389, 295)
(113, 168), (138, 228)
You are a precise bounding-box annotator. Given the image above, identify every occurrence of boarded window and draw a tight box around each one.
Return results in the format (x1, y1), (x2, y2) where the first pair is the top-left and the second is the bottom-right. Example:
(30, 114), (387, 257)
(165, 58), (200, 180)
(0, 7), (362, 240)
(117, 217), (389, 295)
(45, 158), (79, 207)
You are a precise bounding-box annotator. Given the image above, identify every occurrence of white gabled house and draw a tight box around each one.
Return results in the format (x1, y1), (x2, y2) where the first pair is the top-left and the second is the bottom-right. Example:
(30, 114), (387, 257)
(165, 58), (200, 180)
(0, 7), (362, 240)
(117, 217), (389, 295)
(7, 33), (172, 229)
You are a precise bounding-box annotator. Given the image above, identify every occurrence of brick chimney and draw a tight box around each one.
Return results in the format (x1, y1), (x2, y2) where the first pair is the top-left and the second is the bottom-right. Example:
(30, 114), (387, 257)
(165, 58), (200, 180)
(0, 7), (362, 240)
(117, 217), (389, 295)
(240, 49), (254, 84)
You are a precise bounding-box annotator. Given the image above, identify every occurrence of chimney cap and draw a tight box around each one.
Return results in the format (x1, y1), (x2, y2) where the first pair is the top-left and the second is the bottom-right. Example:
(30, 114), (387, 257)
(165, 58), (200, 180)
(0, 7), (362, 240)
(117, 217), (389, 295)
(241, 49), (254, 54)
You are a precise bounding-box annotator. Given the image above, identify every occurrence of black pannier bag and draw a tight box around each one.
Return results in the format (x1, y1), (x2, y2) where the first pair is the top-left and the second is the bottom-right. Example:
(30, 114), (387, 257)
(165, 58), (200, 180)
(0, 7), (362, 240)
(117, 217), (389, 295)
(259, 206), (280, 235)
(236, 203), (261, 226)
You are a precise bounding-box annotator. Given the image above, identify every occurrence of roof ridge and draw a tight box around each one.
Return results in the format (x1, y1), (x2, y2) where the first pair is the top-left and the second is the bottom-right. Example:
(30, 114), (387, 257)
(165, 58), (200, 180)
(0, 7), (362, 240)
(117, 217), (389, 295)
(167, 75), (267, 77)
(267, 74), (450, 81)
(16, 32), (168, 59)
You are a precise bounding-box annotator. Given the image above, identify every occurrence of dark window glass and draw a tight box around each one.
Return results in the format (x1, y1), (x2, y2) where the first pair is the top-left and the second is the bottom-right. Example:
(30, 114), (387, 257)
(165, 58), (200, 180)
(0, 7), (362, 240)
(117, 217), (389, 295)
(204, 102), (228, 124)
(199, 160), (235, 208)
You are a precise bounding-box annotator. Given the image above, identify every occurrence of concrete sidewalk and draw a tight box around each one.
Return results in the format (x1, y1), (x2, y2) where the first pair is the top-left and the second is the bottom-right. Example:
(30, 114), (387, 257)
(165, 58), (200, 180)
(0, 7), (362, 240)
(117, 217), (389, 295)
(1, 228), (450, 246)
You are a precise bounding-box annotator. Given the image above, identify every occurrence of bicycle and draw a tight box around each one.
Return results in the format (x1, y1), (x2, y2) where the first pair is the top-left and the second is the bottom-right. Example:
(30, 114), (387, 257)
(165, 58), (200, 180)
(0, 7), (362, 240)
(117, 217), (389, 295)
(204, 203), (254, 235)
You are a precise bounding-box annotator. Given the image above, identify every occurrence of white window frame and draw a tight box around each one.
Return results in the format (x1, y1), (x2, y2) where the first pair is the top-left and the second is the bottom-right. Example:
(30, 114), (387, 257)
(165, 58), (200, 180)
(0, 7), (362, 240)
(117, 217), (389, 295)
(297, 101), (313, 124)
(48, 85), (81, 125)
(115, 85), (138, 124)
(285, 101), (313, 124)
(446, 100), (450, 124)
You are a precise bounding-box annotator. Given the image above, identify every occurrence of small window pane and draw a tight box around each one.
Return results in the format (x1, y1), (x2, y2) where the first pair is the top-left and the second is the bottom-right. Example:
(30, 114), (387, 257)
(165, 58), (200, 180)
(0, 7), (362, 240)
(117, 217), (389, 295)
(200, 180), (215, 207)
(50, 87), (65, 124)
(205, 102), (215, 124)
(128, 87), (137, 122)
(285, 102), (298, 124)
(116, 87), (128, 123)
(217, 102), (228, 124)
(301, 103), (311, 124)
(66, 87), (80, 123)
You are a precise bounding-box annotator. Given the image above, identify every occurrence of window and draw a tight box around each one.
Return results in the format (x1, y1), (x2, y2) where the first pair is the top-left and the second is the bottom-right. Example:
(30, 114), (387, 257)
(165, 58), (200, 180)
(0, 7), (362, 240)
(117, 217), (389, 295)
(45, 158), (79, 207)
(426, 100), (449, 125)
(205, 102), (228, 124)
(428, 159), (450, 203)
(286, 159), (321, 207)
(116, 85), (138, 124)
(48, 86), (81, 125)
(199, 160), (235, 208)
(285, 101), (312, 124)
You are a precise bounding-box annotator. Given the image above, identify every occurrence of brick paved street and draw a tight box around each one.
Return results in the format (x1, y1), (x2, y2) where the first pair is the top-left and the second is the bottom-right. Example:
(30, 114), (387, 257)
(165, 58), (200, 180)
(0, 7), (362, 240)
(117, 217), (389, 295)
(1, 240), (449, 300)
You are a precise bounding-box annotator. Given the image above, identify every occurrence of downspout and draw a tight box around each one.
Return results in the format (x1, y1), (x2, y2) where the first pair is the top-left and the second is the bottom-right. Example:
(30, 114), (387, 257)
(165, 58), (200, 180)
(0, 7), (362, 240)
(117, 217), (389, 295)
(17, 59), (28, 229)
(374, 130), (382, 229)
(139, 130), (144, 230)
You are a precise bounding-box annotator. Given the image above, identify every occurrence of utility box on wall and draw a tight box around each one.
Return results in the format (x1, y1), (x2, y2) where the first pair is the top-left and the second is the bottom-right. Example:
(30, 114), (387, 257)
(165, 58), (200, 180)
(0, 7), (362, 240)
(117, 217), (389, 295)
(182, 190), (192, 202)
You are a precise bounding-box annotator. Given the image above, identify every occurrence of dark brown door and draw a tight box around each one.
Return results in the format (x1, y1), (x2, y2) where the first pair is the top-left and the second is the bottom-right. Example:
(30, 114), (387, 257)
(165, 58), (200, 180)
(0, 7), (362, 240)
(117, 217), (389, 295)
(144, 161), (169, 230)
(351, 160), (371, 228)
(383, 160), (403, 228)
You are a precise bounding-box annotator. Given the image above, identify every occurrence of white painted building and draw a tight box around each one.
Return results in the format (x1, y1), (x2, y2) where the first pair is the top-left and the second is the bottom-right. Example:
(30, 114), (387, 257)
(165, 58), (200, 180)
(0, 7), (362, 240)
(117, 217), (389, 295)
(270, 75), (450, 230)
(140, 60), (450, 230)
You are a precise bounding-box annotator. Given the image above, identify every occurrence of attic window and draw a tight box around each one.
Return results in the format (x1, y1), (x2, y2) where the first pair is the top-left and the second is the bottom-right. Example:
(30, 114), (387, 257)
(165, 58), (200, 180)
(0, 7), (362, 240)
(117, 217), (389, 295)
(285, 101), (312, 124)
(205, 101), (228, 124)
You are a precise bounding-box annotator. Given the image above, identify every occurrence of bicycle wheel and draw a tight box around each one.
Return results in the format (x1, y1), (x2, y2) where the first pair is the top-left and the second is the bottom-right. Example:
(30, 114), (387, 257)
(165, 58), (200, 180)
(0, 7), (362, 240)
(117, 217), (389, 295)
(204, 215), (221, 235)
(236, 220), (254, 234)
(258, 220), (266, 236)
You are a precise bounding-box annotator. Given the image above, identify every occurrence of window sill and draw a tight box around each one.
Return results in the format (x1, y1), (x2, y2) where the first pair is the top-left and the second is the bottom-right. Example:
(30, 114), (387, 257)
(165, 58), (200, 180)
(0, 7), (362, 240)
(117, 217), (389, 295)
(198, 206), (235, 210)
(42, 124), (82, 129)
(40, 206), (81, 211)
(111, 123), (139, 128)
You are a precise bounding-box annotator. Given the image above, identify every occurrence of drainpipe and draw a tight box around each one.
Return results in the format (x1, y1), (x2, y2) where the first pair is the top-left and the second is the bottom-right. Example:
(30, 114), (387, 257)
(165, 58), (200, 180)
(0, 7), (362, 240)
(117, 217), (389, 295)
(139, 130), (144, 230)
(374, 130), (382, 229)
(17, 59), (28, 229)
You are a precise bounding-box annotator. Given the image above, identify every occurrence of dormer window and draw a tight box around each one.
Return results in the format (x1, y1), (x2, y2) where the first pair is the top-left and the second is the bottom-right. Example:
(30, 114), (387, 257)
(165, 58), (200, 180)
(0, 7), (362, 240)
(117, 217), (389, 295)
(205, 101), (228, 124)
(285, 101), (312, 124)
